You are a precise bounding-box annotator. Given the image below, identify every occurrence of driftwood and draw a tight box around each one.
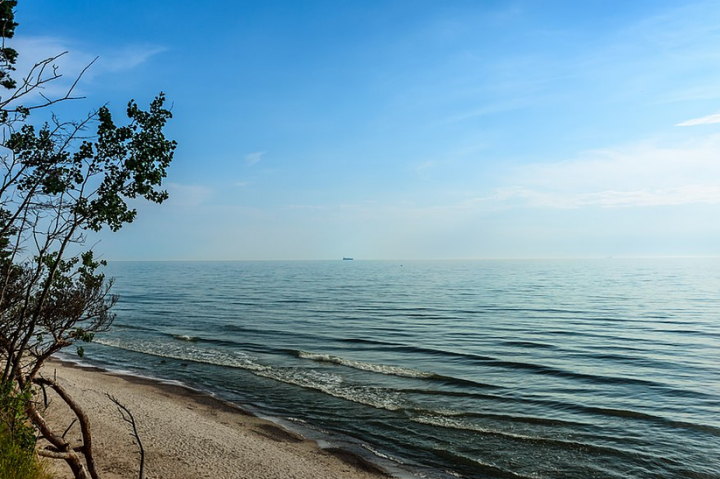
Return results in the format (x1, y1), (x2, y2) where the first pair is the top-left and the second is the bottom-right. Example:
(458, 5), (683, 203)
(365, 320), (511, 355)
(30, 376), (100, 479)
(107, 393), (145, 479)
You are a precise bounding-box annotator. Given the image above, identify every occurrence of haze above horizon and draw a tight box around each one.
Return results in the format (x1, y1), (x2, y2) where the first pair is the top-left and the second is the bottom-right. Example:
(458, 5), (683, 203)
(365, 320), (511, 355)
(15, 1), (720, 260)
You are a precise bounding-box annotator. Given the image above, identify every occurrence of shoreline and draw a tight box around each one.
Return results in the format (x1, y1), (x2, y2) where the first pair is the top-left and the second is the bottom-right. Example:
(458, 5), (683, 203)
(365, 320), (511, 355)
(41, 358), (401, 479)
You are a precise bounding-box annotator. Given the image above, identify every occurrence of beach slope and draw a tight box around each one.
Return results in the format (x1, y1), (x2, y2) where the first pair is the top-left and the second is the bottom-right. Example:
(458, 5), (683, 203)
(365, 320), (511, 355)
(41, 360), (388, 479)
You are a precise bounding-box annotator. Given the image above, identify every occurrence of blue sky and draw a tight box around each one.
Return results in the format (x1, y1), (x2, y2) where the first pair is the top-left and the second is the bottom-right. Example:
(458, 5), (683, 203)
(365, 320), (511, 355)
(10, 0), (720, 259)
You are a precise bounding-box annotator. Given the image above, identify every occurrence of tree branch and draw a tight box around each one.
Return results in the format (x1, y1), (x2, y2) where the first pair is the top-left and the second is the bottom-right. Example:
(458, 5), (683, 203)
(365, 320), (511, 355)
(107, 393), (145, 479)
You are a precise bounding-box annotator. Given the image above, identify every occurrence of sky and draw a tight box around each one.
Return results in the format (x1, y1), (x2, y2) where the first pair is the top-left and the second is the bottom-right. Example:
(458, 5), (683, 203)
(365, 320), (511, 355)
(8, 0), (720, 260)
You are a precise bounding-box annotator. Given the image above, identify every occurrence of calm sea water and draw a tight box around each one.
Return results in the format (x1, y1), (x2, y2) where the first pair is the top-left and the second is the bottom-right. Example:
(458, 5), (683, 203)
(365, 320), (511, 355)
(72, 259), (720, 479)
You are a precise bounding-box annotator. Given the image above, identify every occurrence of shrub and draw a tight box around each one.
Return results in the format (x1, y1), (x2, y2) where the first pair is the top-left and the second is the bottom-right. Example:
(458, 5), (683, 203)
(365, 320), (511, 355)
(0, 424), (49, 479)
(0, 384), (49, 479)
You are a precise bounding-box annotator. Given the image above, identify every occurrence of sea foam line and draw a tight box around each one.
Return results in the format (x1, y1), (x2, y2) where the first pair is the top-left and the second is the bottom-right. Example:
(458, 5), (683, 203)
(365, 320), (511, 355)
(297, 350), (435, 379)
(94, 338), (408, 412)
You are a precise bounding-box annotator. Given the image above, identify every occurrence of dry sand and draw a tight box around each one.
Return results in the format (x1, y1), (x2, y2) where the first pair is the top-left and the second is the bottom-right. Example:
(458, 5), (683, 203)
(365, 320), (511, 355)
(40, 360), (391, 479)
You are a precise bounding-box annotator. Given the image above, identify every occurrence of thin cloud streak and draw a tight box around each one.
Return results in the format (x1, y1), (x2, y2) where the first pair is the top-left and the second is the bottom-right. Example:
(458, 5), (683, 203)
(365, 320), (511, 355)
(0, 35), (167, 114)
(677, 113), (720, 126)
(486, 185), (720, 209)
(485, 135), (720, 210)
(511, 135), (720, 192)
(12, 36), (166, 74)
(100, 45), (167, 72)
(245, 151), (265, 166)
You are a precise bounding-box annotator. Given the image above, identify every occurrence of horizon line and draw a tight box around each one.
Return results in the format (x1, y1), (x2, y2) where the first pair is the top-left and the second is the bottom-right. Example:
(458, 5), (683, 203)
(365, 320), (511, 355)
(100, 255), (720, 262)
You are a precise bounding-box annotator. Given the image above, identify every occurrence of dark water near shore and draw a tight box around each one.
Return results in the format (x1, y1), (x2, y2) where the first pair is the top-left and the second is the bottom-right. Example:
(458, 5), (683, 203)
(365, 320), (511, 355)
(73, 259), (720, 478)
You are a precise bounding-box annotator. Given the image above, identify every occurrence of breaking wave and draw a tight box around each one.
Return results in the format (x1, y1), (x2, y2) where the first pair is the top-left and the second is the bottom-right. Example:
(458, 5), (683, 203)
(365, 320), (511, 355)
(297, 351), (436, 379)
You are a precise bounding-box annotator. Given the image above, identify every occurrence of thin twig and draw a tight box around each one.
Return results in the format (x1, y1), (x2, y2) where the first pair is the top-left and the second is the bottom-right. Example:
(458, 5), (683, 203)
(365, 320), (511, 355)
(62, 418), (77, 439)
(106, 393), (145, 479)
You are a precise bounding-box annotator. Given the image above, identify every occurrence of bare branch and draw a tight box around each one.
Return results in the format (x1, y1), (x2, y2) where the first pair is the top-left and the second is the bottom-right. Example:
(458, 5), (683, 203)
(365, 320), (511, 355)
(33, 376), (100, 479)
(0, 53), (99, 114)
(107, 393), (145, 479)
(62, 418), (77, 439)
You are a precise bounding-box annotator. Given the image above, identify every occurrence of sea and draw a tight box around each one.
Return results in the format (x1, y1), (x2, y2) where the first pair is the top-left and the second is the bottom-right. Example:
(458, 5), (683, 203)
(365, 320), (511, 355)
(64, 259), (720, 479)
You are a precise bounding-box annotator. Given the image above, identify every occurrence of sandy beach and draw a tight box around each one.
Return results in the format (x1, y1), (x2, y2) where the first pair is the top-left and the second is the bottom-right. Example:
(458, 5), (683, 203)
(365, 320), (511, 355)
(39, 360), (390, 479)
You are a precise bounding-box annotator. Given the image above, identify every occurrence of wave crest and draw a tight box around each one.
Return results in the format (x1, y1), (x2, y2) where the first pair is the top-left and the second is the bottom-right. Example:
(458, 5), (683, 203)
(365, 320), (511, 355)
(297, 351), (435, 379)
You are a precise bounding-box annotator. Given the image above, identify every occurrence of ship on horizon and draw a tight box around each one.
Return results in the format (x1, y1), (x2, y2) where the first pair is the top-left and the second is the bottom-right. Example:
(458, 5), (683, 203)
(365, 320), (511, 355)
(342, 257), (354, 260)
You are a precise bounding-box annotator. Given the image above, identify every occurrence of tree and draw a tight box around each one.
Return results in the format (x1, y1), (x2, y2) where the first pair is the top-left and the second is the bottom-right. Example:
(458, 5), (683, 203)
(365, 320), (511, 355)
(0, 1), (176, 477)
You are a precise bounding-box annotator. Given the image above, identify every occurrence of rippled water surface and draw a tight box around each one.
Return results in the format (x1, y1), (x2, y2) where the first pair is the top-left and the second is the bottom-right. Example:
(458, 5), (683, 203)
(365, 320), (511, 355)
(79, 259), (720, 478)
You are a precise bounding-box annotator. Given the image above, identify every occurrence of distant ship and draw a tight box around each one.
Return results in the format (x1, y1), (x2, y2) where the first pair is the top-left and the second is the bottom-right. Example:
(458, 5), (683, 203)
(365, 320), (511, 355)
(342, 257), (354, 261)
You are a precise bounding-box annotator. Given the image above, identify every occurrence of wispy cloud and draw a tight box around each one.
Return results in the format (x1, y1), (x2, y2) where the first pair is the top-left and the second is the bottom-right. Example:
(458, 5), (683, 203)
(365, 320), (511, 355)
(100, 45), (167, 72)
(245, 151), (265, 166)
(7, 37), (96, 100)
(676, 113), (720, 126)
(516, 135), (720, 190)
(414, 160), (435, 172)
(281, 134), (720, 218)
(486, 185), (720, 209)
(11, 36), (166, 75)
(486, 134), (720, 209)
(6, 36), (165, 100)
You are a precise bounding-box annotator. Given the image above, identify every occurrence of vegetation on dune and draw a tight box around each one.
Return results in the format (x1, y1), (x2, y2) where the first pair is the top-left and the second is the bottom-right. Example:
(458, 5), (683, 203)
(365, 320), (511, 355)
(0, 427), (50, 479)
(0, 383), (49, 479)
(0, 0), (175, 477)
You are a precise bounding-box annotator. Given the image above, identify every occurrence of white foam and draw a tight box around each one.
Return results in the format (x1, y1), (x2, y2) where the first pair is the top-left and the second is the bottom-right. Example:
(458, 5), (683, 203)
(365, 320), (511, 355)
(298, 351), (435, 379)
(94, 338), (407, 412)
(172, 334), (198, 342)
(94, 338), (266, 371)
